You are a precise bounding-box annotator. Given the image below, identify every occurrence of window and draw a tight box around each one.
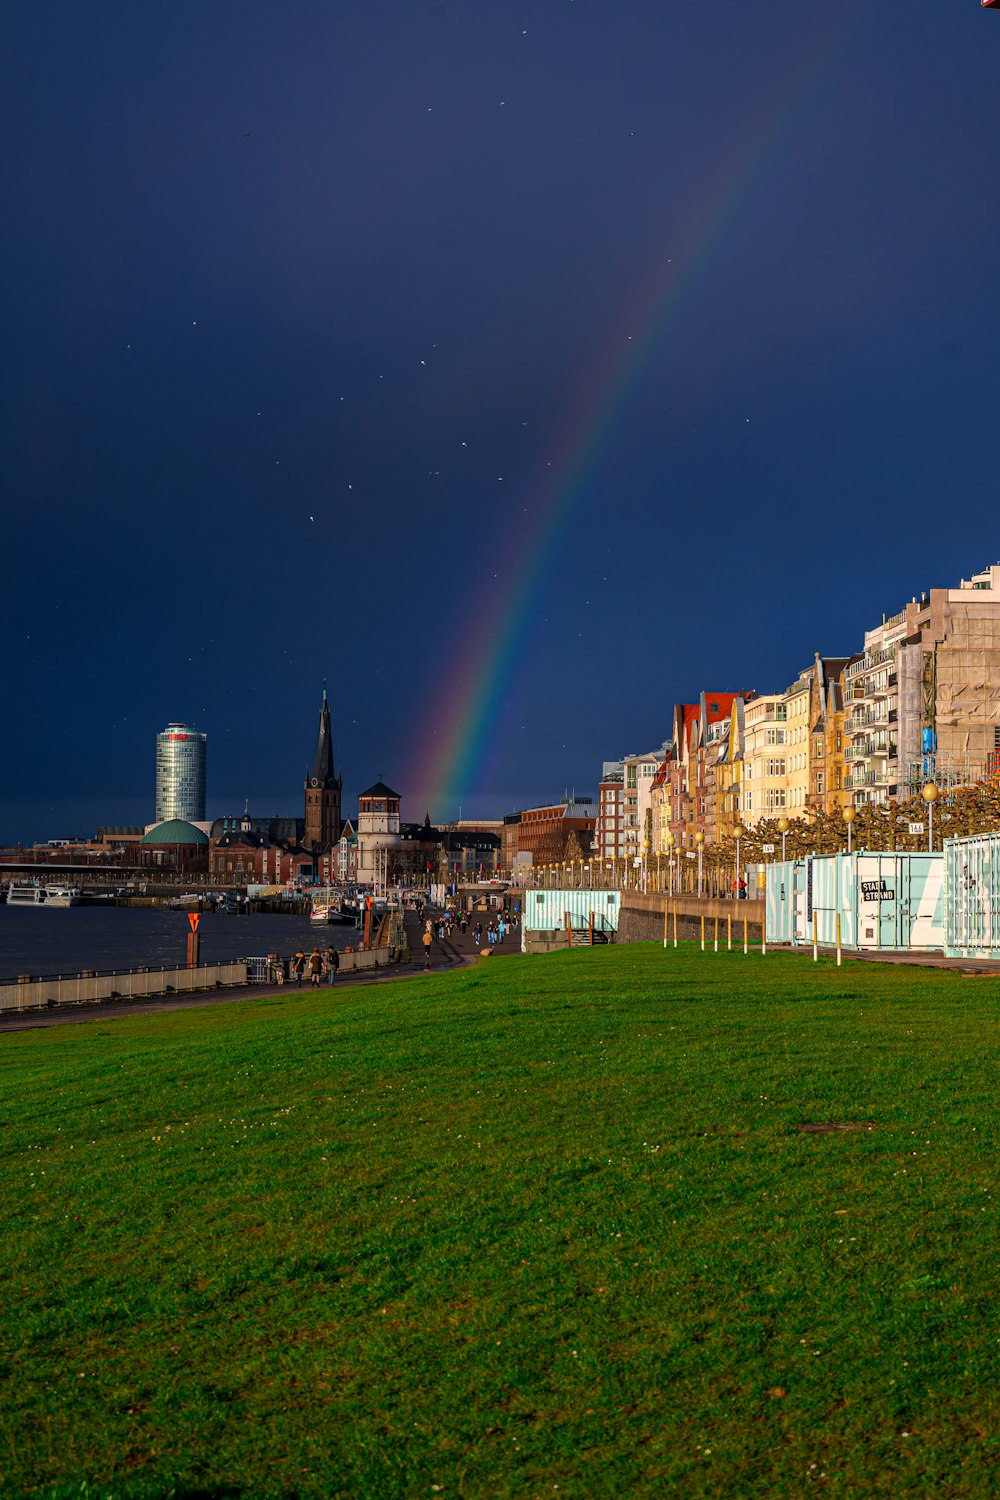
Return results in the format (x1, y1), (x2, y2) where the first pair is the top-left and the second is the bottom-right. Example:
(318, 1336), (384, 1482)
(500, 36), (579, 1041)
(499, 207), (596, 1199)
(709, 702), (719, 712)
(816, 774), (824, 795)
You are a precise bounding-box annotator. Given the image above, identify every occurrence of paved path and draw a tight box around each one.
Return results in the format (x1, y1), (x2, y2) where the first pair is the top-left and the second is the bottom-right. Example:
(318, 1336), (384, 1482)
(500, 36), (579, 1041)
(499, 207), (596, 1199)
(0, 907), (520, 1034)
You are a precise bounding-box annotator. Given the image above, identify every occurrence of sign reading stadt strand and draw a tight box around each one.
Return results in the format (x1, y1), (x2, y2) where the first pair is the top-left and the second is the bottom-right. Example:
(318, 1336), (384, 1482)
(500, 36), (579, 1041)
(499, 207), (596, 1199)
(188, 912), (200, 932)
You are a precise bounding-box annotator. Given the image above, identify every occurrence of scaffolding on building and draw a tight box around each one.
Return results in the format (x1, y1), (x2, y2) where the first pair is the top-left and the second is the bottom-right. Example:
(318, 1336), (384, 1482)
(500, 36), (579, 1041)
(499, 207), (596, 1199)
(898, 756), (992, 798)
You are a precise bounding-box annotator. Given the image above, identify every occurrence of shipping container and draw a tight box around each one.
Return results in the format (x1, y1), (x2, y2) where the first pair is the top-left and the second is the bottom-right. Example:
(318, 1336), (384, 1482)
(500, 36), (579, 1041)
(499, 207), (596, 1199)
(764, 860), (805, 945)
(765, 852), (944, 952)
(523, 889), (621, 935)
(945, 834), (1000, 959)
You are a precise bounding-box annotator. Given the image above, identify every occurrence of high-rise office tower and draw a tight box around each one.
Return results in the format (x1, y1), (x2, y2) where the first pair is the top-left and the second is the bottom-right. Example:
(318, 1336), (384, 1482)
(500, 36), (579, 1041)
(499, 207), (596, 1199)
(155, 722), (207, 823)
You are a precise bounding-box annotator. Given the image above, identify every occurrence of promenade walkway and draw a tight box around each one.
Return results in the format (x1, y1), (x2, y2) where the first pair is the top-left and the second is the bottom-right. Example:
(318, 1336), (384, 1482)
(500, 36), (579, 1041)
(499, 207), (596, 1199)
(0, 907), (519, 1033)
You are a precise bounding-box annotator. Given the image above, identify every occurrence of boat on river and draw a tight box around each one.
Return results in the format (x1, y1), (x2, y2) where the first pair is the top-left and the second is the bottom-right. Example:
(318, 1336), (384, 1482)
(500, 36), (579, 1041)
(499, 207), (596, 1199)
(6, 883), (82, 908)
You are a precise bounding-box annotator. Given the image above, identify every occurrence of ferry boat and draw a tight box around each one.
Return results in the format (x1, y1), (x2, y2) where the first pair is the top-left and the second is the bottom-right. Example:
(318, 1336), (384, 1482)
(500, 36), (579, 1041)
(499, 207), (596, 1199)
(6, 883), (82, 907)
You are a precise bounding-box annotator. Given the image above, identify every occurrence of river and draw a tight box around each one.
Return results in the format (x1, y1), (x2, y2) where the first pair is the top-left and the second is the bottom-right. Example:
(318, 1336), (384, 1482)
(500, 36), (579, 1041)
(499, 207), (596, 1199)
(0, 905), (359, 978)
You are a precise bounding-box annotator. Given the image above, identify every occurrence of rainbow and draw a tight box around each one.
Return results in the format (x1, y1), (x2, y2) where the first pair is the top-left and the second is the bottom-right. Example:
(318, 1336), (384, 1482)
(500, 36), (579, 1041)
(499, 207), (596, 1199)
(408, 7), (864, 818)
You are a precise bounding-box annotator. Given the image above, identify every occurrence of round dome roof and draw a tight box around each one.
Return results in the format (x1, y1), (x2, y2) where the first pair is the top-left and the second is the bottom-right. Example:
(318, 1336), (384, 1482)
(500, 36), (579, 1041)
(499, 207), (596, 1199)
(141, 819), (209, 846)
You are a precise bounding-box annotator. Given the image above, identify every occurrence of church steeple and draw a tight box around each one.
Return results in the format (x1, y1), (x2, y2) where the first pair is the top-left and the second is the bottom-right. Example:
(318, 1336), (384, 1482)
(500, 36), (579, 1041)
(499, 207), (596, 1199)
(311, 686), (335, 785)
(304, 684), (342, 850)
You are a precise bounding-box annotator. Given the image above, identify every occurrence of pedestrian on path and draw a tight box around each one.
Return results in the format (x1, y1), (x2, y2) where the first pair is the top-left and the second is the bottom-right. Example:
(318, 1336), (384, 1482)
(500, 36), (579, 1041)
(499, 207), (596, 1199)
(422, 928), (433, 969)
(308, 948), (323, 986)
(292, 950), (306, 986)
(497, 918), (507, 944)
(473, 921), (482, 947)
(324, 945), (339, 985)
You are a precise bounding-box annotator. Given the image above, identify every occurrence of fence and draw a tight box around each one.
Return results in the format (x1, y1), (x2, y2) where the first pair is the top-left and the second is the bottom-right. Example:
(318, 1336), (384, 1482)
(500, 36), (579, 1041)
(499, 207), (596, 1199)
(0, 962), (249, 1014)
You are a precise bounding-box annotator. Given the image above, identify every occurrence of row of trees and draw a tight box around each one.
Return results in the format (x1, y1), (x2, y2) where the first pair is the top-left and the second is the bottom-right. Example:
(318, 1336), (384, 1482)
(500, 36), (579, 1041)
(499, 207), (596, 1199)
(736, 780), (1000, 864)
(527, 781), (1000, 893)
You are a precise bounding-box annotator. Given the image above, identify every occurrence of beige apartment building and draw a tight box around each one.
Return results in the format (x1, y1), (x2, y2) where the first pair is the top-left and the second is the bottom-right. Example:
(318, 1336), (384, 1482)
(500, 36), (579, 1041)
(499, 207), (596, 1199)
(741, 694), (787, 826)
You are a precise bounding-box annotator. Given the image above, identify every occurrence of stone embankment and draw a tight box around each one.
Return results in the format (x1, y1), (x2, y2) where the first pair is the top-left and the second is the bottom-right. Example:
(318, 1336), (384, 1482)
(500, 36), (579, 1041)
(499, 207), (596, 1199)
(618, 891), (764, 945)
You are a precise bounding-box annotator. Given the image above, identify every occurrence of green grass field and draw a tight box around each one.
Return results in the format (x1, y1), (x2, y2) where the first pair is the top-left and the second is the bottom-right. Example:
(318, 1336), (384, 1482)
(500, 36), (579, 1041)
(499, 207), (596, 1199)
(2, 944), (999, 1498)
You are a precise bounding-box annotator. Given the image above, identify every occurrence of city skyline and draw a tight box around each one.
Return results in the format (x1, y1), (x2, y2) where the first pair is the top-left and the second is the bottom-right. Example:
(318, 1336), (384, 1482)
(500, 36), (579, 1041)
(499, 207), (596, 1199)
(3, 4), (998, 843)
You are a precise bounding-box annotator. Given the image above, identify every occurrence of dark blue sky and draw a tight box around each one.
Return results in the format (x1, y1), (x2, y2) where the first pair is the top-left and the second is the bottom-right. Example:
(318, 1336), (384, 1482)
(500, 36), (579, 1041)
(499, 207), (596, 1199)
(3, 2), (998, 841)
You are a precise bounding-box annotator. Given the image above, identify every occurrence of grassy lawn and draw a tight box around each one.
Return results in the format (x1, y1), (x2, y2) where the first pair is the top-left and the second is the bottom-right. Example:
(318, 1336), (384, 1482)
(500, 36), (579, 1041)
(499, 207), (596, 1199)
(1, 944), (999, 1498)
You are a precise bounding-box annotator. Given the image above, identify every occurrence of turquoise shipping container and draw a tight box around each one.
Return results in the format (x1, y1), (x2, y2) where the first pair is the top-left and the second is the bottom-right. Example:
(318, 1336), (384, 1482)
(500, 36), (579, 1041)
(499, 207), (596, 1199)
(522, 889), (621, 940)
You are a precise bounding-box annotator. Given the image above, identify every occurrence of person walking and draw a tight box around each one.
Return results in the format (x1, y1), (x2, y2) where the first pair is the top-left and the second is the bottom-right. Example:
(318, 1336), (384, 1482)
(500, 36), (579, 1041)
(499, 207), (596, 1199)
(291, 950), (306, 986)
(324, 944), (339, 985)
(459, 912), (468, 937)
(473, 921), (482, 947)
(497, 917), (507, 944)
(308, 947), (323, 987)
(422, 926), (433, 969)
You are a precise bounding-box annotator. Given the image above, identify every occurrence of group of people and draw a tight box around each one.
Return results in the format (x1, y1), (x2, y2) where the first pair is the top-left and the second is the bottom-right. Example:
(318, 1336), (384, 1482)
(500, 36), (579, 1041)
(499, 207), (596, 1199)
(472, 914), (514, 947)
(420, 906), (519, 967)
(273, 946), (340, 986)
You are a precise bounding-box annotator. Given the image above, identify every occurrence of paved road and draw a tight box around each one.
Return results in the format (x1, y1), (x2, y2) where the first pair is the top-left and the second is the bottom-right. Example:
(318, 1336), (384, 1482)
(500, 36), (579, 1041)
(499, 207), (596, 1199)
(0, 907), (520, 1034)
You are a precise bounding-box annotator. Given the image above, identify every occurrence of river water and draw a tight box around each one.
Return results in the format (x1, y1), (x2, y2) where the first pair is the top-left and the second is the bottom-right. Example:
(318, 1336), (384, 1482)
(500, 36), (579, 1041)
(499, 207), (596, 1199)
(0, 906), (360, 979)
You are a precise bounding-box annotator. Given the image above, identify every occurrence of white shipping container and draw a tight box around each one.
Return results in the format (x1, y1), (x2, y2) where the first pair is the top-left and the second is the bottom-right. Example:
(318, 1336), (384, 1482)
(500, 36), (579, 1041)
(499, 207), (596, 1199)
(945, 834), (1000, 959)
(765, 852), (944, 953)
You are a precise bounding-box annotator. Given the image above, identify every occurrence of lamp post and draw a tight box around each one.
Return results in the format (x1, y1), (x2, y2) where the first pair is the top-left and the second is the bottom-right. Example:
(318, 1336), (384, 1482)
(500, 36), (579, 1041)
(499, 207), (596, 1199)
(694, 830), (704, 897)
(777, 816), (789, 863)
(733, 821), (744, 899)
(922, 782), (939, 852)
(842, 804), (856, 855)
(665, 831), (674, 895)
(642, 839), (650, 893)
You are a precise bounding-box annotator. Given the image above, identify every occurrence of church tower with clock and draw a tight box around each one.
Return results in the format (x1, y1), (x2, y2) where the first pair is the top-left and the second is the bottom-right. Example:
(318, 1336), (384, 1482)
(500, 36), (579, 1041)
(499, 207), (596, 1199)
(304, 687), (342, 850)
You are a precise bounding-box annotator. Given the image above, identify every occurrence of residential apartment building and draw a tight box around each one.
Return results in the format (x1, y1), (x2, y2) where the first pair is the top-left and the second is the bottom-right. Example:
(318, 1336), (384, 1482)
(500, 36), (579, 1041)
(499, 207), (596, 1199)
(665, 694), (750, 849)
(622, 747), (668, 858)
(842, 609), (912, 806)
(595, 761), (625, 860)
(741, 694), (787, 826)
(896, 563), (1000, 795)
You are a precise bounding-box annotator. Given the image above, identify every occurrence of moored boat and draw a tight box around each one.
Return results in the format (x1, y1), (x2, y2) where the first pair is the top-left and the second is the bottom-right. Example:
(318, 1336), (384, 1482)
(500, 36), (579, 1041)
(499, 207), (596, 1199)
(6, 883), (82, 907)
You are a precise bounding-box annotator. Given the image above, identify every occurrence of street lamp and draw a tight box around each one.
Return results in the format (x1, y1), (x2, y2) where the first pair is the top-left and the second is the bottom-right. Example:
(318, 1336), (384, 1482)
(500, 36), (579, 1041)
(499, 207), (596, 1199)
(642, 839), (650, 893)
(665, 831), (675, 895)
(777, 816), (789, 863)
(733, 820), (744, 899)
(694, 829), (705, 897)
(842, 804), (856, 855)
(922, 782), (939, 852)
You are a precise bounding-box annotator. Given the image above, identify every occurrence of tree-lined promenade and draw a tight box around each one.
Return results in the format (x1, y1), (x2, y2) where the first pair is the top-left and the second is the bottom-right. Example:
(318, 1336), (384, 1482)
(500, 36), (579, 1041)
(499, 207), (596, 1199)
(527, 780), (1000, 897)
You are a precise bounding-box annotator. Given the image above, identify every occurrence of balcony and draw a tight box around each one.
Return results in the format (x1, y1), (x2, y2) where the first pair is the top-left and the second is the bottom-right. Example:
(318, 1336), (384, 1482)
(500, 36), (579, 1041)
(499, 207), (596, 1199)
(846, 645), (897, 679)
